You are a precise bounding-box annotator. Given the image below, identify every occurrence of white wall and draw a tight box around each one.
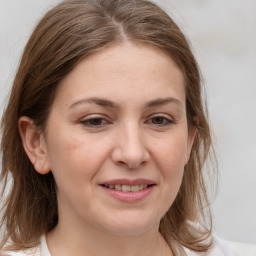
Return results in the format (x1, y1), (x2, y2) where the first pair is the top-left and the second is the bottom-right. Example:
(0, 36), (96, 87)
(1, 0), (255, 245)
(157, 0), (256, 244)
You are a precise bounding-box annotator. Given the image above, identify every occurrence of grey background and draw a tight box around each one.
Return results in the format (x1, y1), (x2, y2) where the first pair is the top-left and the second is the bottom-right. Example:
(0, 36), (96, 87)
(0, 0), (255, 244)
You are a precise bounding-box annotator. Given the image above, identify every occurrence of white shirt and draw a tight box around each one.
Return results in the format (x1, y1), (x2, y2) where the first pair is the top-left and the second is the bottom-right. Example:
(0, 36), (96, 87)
(2, 235), (256, 256)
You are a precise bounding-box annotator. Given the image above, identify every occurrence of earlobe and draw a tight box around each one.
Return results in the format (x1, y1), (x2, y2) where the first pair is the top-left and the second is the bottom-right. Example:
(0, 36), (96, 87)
(18, 116), (51, 174)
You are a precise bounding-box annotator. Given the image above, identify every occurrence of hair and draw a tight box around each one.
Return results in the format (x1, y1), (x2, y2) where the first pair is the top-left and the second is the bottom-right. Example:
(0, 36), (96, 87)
(0, 0), (216, 254)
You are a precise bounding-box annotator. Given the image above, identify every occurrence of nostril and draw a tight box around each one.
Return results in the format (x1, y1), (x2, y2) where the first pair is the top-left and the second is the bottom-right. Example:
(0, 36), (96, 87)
(114, 158), (148, 169)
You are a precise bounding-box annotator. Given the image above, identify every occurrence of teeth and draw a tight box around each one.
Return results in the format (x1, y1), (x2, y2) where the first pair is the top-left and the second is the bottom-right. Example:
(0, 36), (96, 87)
(115, 184), (122, 191)
(131, 185), (139, 192)
(122, 185), (131, 192)
(105, 184), (149, 192)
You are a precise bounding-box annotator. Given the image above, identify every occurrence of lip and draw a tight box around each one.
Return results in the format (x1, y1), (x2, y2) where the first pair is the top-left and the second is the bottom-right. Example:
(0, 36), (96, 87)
(99, 178), (156, 203)
(100, 178), (156, 186)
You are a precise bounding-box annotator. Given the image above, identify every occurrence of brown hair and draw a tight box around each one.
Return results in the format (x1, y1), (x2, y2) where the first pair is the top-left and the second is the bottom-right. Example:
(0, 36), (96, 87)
(1, 0), (216, 254)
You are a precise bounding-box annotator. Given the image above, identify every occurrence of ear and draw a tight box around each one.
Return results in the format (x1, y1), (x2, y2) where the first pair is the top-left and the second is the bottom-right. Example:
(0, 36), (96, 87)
(19, 116), (51, 174)
(184, 121), (197, 165)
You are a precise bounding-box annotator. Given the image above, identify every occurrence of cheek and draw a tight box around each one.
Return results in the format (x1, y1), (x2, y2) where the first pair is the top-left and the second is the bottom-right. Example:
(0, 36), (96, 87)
(45, 130), (109, 189)
(153, 133), (188, 171)
(152, 132), (188, 191)
(148, 135), (187, 218)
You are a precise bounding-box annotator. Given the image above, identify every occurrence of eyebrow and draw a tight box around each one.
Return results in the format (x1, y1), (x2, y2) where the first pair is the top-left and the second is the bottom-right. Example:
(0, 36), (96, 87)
(69, 97), (182, 110)
(69, 97), (119, 109)
(145, 97), (182, 108)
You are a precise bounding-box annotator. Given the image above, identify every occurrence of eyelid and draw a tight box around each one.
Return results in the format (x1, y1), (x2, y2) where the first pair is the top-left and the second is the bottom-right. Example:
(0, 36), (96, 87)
(147, 113), (174, 120)
(145, 113), (174, 126)
(80, 113), (107, 120)
(79, 113), (175, 128)
(80, 114), (112, 127)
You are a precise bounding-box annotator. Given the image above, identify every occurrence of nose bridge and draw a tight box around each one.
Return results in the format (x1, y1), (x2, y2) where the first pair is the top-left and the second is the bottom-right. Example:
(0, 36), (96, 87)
(123, 122), (143, 152)
(112, 121), (149, 168)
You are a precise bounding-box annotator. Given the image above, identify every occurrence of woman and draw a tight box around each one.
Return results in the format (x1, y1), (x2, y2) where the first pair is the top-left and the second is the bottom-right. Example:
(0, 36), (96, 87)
(0, 0), (255, 255)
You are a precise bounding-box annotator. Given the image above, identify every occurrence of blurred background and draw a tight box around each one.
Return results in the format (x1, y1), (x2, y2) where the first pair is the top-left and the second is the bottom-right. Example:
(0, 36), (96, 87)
(0, 0), (255, 244)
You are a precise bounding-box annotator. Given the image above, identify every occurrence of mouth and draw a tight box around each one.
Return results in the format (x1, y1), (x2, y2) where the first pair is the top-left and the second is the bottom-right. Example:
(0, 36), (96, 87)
(101, 184), (153, 192)
(99, 179), (155, 202)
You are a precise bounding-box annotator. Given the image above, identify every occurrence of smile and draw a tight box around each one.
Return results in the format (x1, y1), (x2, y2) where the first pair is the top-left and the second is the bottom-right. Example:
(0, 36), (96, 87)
(100, 179), (156, 202)
(102, 184), (149, 192)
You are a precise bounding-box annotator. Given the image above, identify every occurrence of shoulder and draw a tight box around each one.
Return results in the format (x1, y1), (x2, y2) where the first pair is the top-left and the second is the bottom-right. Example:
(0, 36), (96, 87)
(210, 237), (256, 256)
(0, 246), (40, 256)
(0, 235), (50, 256)
(226, 240), (256, 256)
(184, 236), (256, 256)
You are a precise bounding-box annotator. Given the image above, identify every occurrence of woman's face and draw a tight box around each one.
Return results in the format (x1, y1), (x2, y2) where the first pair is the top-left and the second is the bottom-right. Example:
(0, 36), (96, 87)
(42, 43), (195, 236)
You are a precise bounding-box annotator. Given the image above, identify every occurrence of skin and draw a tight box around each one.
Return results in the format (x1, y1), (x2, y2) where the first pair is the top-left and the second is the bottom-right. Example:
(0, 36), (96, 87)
(19, 43), (196, 256)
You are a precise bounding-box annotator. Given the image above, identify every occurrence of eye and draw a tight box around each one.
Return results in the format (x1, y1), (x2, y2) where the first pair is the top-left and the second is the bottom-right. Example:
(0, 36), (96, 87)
(80, 116), (111, 128)
(146, 115), (173, 126)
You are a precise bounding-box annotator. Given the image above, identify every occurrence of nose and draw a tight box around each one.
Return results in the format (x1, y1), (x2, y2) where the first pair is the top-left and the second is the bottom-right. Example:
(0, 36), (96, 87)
(111, 124), (150, 169)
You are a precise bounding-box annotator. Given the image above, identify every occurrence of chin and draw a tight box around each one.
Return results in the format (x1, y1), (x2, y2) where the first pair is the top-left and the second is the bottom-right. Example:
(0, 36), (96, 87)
(98, 211), (160, 236)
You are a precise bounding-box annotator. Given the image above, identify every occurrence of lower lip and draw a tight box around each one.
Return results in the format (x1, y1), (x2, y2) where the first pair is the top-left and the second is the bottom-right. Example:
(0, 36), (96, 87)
(101, 186), (154, 202)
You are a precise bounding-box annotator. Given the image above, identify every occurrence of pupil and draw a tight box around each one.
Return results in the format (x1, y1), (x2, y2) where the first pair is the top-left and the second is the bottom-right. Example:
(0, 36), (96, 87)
(90, 118), (102, 125)
(153, 117), (163, 124)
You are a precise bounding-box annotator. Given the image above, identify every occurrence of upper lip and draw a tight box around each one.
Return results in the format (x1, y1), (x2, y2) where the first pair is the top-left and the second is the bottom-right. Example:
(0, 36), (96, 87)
(100, 178), (156, 186)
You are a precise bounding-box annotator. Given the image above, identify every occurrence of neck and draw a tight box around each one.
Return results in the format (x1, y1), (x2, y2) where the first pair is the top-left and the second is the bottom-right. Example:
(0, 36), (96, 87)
(46, 221), (173, 256)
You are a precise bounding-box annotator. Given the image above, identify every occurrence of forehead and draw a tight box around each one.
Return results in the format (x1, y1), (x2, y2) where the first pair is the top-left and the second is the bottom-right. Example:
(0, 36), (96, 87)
(53, 43), (185, 109)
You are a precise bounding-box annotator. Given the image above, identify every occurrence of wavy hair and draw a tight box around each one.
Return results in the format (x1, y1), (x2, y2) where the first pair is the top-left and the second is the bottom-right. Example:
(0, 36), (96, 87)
(1, 0), (216, 254)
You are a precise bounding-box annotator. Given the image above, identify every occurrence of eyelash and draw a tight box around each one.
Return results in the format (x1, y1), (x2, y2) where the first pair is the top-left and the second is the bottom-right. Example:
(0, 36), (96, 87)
(80, 114), (174, 128)
(146, 115), (174, 126)
(80, 116), (111, 127)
